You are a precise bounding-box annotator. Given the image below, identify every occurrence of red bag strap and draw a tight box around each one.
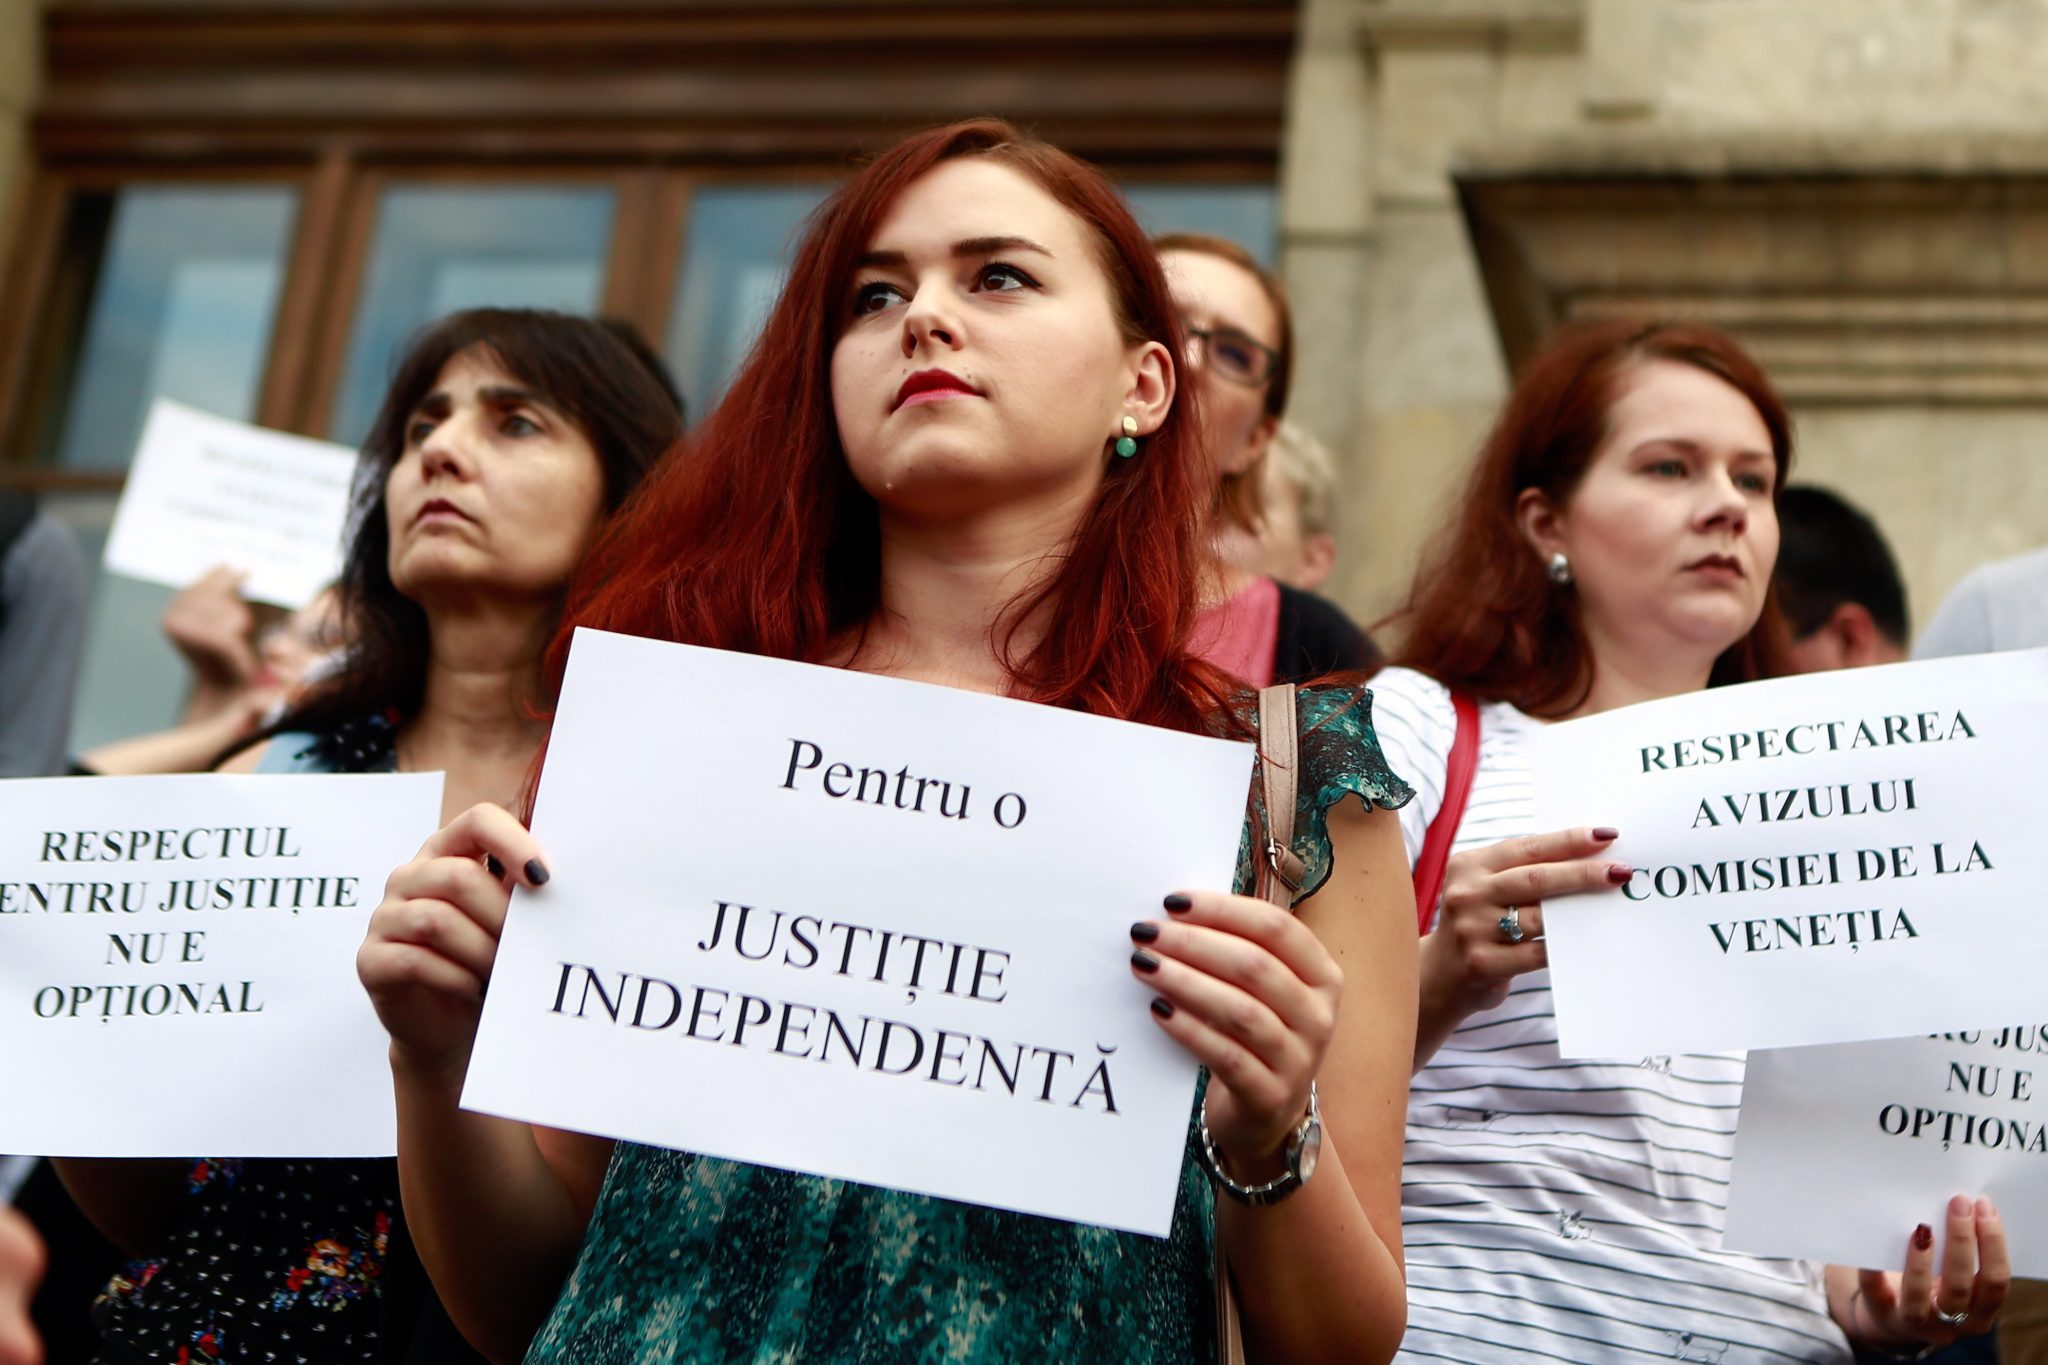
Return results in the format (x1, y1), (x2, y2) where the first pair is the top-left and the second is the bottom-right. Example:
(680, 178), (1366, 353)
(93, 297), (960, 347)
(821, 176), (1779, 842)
(1412, 691), (1480, 935)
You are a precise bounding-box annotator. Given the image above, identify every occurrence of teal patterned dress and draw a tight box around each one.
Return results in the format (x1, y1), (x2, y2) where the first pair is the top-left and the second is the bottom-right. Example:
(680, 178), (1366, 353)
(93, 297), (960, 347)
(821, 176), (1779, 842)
(526, 686), (1412, 1365)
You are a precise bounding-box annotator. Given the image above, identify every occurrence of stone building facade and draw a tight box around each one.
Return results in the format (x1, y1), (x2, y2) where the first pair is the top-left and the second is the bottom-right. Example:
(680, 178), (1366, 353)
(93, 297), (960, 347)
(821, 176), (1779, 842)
(1283, 0), (2048, 638)
(2, 0), (2043, 648)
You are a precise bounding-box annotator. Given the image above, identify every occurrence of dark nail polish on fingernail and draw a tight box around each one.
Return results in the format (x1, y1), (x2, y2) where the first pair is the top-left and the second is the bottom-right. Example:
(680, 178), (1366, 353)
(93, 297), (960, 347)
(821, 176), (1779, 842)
(525, 859), (550, 886)
(1606, 863), (1633, 885)
(1163, 893), (1192, 913)
(1592, 827), (1620, 842)
(1131, 949), (1160, 974)
(1130, 921), (1159, 943)
(1913, 1223), (1934, 1251)
(485, 855), (505, 880)
(1150, 997), (1175, 1019)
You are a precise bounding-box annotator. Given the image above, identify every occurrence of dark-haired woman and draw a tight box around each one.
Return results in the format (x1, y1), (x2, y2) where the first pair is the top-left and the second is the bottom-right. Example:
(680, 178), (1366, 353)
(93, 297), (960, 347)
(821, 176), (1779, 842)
(57, 308), (684, 1365)
(1153, 232), (1378, 686)
(359, 122), (1419, 1364)
(1372, 321), (2006, 1363)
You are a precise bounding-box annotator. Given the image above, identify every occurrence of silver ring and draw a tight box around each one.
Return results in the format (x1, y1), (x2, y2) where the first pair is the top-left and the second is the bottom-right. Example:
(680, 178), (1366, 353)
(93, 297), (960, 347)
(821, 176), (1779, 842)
(1499, 906), (1525, 944)
(1932, 1305), (1971, 1328)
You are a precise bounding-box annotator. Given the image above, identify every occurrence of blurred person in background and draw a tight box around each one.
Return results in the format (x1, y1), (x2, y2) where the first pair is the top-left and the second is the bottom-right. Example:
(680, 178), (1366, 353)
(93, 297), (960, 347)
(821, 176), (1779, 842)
(0, 491), (87, 777)
(75, 582), (344, 776)
(1915, 542), (2048, 659)
(1155, 233), (1380, 684)
(0, 490), (95, 1356)
(53, 307), (683, 1365)
(1218, 418), (1343, 593)
(1772, 484), (1909, 672)
(157, 565), (279, 728)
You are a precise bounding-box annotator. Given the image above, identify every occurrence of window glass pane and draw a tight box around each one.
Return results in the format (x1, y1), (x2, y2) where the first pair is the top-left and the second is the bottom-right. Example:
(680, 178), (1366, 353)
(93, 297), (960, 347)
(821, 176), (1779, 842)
(22, 186), (297, 756)
(1123, 184), (1278, 267)
(48, 495), (192, 755)
(46, 187), (297, 472)
(329, 185), (616, 445)
(665, 185), (826, 411)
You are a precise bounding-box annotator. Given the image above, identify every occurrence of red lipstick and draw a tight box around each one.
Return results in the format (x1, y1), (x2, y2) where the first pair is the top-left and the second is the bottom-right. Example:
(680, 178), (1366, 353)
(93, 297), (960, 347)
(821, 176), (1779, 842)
(894, 369), (980, 411)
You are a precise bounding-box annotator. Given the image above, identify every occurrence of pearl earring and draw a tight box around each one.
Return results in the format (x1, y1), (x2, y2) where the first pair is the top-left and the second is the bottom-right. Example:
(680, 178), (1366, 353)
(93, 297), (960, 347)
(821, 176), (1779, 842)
(1114, 415), (1139, 459)
(1547, 552), (1573, 586)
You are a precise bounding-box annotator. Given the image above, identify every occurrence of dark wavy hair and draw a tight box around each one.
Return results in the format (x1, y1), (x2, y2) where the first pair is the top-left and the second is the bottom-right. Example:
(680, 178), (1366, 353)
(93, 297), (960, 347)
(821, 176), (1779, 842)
(1389, 319), (1795, 715)
(262, 308), (685, 744)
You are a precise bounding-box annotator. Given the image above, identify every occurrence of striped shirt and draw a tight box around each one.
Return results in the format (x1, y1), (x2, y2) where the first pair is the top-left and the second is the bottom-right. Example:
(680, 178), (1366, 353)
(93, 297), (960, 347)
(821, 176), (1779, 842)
(1370, 667), (1851, 1365)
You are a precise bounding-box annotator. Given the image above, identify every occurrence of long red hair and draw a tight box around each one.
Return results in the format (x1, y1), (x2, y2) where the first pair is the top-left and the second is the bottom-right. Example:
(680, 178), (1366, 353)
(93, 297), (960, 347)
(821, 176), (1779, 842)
(1389, 320), (1795, 715)
(547, 119), (1231, 734)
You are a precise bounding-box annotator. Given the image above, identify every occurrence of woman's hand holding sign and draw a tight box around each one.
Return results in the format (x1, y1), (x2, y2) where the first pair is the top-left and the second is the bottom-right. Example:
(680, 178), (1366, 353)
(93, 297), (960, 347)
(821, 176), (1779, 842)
(1131, 889), (1341, 1171)
(1415, 825), (1628, 1067)
(1829, 1195), (2009, 1354)
(358, 802), (550, 1078)
(359, 802), (613, 1365)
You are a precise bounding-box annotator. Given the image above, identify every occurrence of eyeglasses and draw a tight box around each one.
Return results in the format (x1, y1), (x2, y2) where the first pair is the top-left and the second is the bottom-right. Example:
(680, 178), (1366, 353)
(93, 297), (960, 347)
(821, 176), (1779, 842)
(1186, 326), (1281, 388)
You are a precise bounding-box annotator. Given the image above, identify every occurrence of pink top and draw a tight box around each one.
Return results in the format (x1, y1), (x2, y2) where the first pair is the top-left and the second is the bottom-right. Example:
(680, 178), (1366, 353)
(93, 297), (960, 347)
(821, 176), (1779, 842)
(1189, 574), (1281, 688)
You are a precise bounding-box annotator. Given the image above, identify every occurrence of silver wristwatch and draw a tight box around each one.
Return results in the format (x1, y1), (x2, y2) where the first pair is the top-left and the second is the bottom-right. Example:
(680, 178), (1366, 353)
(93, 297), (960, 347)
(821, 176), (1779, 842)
(1197, 1081), (1322, 1206)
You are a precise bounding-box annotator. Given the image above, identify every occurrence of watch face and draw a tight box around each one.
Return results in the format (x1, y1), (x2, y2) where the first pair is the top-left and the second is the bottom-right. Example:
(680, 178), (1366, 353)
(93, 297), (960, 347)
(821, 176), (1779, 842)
(1294, 1118), (1322, 1183)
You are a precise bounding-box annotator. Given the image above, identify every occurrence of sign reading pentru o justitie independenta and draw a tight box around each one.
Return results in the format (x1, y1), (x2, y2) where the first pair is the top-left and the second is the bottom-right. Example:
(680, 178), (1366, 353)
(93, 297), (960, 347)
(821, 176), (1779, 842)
(462, 630), (1257, 1238)
(1529, 648), (2048, 1058)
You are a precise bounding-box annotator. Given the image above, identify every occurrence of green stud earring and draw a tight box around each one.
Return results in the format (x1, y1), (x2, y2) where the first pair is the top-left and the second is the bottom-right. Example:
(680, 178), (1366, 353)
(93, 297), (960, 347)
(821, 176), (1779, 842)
(1114, 414), (1139, 459)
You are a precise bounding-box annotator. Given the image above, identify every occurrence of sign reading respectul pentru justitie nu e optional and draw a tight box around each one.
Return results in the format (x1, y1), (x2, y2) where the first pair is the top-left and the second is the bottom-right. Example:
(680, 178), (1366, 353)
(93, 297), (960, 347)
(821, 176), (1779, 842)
(1530, 648), (2048, 1058)
(1725, 1027), (2048, 1279)
(0, 772), (445, 1157)
(462, 630), (1256, 1238)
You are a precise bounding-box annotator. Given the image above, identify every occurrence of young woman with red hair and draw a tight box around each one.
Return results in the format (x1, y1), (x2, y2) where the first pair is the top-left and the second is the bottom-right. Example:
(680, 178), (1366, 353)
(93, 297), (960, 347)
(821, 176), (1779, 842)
(357, 121), (1418, 1363)
(1371, 321), (2009, 1363)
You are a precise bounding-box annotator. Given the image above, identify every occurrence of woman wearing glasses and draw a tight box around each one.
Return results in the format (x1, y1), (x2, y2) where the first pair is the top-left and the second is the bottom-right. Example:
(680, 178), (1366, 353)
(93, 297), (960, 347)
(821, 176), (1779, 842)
(1154, 233), (1379, 686)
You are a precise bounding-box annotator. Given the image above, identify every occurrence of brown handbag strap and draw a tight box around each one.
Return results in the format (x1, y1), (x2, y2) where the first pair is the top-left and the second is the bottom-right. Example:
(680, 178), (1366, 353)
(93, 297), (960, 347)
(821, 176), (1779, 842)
(1216, 684), (1306, 1365)
(1255, 683), (1306, 910)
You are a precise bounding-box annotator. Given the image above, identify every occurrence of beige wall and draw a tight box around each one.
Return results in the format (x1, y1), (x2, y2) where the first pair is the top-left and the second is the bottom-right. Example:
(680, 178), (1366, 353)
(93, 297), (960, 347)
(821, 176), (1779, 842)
(1283, 0), (2048, 644)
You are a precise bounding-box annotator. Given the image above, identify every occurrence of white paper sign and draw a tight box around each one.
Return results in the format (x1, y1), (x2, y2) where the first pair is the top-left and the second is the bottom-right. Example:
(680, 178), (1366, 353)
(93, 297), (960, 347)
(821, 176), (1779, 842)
(463, 630), (1255, 1237)
(1726, 1031), (2048, 1277)
(104, 398), (357, 609)
(0, 772), (444, 1156)
(1530, 650), (2048, 1057)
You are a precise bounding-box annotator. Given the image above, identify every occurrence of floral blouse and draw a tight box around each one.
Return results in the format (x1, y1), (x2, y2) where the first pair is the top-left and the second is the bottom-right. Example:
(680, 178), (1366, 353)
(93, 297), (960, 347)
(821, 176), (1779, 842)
(91, 720), (482, 1365)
